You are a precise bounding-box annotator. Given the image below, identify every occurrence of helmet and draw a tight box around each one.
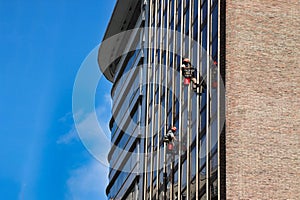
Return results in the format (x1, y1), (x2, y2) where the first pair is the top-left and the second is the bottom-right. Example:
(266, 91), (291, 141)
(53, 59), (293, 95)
(171, 126), (177, 131)
(183, 58), (191, 64)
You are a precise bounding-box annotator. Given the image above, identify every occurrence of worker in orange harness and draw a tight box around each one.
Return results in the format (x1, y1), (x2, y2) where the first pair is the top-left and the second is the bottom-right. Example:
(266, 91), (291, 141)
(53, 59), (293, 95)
(164, 126), (177, 152)
(212, 60), (218, 88)
(163, 126), (177, 143)
(181, 58), (206, 93)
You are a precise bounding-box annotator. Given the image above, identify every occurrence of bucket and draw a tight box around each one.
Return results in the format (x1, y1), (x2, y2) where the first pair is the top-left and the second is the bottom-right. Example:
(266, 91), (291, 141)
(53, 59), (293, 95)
(184, 78), (191, 85)
(212, 81), (218, 88)
(168, 143), (174, 150)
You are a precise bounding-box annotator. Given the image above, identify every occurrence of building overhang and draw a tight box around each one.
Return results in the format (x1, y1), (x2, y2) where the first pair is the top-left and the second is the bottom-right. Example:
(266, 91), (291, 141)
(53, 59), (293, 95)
(98, 0), (140, 83)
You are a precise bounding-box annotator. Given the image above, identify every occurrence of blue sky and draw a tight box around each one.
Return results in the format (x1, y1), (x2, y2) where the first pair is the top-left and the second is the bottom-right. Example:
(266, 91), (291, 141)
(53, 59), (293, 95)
(0, 0), (115, 199)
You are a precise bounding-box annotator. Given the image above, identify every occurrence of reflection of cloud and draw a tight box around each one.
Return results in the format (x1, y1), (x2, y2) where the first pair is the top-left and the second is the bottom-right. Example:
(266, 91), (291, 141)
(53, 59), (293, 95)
(65, 160), (108, 200)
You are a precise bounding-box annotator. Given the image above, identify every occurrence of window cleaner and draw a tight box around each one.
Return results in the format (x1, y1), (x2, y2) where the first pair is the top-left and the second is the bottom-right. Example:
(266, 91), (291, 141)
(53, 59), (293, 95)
(181, 58), (206, 93)
(212, 60), (218, 88)
(163, 126), (177, 143)
(181, 58), (195, 85)
(163, 126), (177, 152)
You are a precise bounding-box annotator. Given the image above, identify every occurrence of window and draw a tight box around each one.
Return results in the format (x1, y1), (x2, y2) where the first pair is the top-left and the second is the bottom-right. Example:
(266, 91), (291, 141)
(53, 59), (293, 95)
(184, 7), (190, 34)
(194, 0), (199, 21)
(193, 18), (198, 41)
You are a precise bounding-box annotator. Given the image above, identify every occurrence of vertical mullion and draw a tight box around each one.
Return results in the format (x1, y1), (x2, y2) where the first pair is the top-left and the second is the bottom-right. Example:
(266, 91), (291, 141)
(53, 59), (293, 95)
(150, 0), (158, 198)
(217, 0), (221, 199)
(196, 0), (202, 198)
(206, 0), (212, 200)
(136, 139), (140, 200)
(156, 0), (164, 196)
(144, 0), (152, 199)
(170, 1), (177, 199)
(177, 0), (184, 198)
(186, 0), (192, 199)
(163, 0), (170, 199)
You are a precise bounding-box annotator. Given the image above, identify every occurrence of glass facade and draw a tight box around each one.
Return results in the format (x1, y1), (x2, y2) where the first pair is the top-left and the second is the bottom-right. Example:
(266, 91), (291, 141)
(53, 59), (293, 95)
(103, 0), (223, 199)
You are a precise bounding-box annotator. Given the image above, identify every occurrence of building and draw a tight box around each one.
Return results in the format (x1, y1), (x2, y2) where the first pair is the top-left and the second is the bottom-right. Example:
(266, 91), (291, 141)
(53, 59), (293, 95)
(98, 0), (299, 199)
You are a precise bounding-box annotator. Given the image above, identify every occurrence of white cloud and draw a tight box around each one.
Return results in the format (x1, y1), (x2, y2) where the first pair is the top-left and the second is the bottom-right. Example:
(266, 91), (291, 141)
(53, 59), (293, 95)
(56, 126), (79, 144)
(60, 92), (112, 200)
(58, 104), (111, 165)
(18, 183), (27, 200)
(58, 112), (73, 123)
(104, 93), (112, 107)
(58, 98), (111, 145)
(57, 111), (79, 144)
(65, 160), (108, 200)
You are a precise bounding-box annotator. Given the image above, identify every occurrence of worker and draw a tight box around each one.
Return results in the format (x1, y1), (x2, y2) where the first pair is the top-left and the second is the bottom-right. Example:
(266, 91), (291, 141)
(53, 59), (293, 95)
(181, 58), (196, 85)
(181, 58), (206, 92)
(163, 126), (177, 143)
(212, 60), (218, 88)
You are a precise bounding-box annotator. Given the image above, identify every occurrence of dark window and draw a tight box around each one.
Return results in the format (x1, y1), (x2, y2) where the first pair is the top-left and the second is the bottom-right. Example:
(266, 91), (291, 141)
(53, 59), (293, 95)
(194, 0), (199, 21)
(185, 7), (190, 34)
(202, 24), (207, 50)
(193, 18), (198, 41)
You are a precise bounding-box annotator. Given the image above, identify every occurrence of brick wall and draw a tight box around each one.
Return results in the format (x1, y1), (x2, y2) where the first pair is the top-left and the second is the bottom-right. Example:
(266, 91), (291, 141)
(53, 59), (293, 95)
(225, 0), (300, 199)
